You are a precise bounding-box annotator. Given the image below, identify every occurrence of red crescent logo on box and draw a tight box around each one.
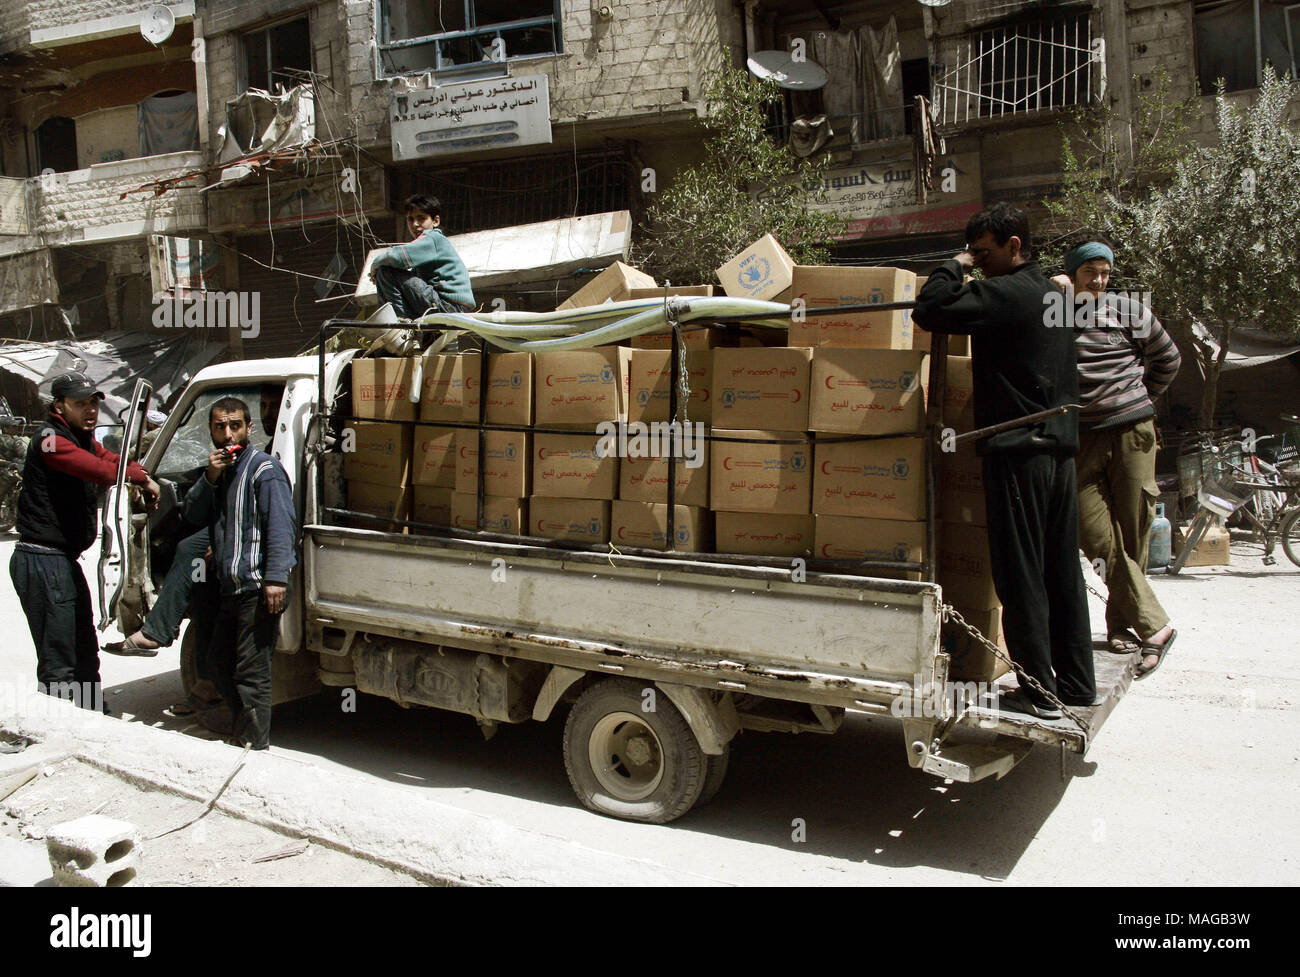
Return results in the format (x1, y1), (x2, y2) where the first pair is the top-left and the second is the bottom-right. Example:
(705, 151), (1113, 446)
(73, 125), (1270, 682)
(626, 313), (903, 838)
(465, 376), (477, 390)
(825, 375), (836, 390)
(546, 374), (554, 387)
(822, 543), (833, 557)
(537, 447), (547, 460)
(459, 445), (468, 458)
(821, 459), (831, 474)
(790, 388), (801, 404)
(723, 456), (733, 471)
(617, 526), (626, 540)
(700, 389), (710, 402)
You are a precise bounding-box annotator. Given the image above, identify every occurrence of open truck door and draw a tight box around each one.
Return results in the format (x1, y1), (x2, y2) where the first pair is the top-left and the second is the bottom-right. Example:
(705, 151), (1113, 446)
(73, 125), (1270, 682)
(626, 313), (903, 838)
(97, 380), (152, 631)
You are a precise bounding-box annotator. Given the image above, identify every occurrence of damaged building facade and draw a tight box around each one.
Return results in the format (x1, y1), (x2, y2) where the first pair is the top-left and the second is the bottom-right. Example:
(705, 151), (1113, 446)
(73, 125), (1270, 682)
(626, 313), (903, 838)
(0, 0), (1292, 361)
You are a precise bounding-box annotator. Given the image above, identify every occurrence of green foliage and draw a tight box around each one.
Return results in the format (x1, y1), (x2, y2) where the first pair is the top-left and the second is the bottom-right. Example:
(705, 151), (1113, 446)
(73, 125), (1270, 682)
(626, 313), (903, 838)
(632, 64), (845, 285)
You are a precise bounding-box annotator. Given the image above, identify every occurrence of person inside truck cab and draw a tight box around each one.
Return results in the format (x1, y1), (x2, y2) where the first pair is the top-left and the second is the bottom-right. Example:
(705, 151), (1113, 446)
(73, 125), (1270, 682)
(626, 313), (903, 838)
(368, 193), (476, 322)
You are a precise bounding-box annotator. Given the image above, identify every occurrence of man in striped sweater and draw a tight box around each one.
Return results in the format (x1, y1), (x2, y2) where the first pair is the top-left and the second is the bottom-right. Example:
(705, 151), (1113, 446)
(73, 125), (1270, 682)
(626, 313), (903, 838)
(182, 396), (296, 749)
(1053, 238), (1180, 680)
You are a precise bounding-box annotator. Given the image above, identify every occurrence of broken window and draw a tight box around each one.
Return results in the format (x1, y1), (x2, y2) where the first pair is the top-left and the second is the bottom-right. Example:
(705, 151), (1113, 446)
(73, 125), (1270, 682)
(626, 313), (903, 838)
(378, 0), (561, 76)
(1194, 0), (1298, 94)
(933, 10), (1097, 124)
(242, 16), (313, 93)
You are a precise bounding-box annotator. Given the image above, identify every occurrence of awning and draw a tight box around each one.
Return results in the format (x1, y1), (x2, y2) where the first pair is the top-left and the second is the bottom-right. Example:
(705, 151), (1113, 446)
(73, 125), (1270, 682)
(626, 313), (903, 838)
(1192, 320), (1300, 372)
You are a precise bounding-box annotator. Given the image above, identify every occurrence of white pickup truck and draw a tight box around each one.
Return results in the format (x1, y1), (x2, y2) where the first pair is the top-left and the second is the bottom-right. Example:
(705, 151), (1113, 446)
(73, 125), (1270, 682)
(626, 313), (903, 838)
(98, 336), (1134, 823)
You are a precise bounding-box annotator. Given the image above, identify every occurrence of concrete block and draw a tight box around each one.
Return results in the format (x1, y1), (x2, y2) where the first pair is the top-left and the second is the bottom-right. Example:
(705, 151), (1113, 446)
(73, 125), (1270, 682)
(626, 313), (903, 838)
(45, 814), (140, 887)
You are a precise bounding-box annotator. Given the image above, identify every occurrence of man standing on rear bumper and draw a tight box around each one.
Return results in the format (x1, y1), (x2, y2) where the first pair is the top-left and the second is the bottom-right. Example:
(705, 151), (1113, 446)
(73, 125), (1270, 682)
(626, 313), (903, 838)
(183, 396), (296, 749)
(912, 203), (1096, 717)
(11, 372), (159, 709)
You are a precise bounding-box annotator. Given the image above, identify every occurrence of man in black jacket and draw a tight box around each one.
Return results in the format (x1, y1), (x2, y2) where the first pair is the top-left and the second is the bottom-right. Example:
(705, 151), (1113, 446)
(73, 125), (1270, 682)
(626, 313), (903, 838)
(10, 372), (159, 710)
(913, 204), (1097, 718)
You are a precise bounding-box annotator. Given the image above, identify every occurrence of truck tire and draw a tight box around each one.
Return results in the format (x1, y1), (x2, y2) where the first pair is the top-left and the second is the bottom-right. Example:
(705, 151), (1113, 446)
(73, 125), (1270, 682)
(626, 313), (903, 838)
(179, 622), (222, 708)
(563, 678), (707, 824)
(697, 748), (731, 807)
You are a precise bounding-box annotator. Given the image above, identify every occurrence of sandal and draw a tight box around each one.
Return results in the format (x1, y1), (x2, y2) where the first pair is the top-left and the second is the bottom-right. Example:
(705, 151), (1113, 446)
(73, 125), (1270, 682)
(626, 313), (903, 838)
(1135, 629), (1177, 681)
(1107, 631), (1141, 655)
(103, 634), (160, 658)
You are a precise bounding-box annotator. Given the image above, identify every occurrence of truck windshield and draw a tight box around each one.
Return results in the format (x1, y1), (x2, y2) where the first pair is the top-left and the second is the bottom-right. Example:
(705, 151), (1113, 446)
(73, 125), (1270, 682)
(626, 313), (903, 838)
(157, 386), (263, 478)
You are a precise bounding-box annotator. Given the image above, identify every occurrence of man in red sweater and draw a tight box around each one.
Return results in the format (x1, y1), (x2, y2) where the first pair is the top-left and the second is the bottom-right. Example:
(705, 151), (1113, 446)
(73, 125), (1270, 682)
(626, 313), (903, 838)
(10, 372), (159, 711)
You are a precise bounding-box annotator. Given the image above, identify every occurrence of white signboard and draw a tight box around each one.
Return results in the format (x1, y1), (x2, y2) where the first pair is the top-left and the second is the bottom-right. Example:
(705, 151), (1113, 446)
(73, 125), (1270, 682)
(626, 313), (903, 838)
(391, 74), (552, 161)
(0, 177), (29, 235)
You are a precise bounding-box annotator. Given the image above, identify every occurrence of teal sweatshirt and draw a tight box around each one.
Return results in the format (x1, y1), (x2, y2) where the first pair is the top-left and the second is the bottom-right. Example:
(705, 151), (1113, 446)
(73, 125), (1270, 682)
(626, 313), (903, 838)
(374, 227), (475, 310)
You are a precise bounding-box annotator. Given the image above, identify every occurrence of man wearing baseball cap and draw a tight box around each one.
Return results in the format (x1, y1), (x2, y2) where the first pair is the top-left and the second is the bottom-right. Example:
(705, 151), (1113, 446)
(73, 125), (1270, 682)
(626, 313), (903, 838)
(10, 372), (160, 711)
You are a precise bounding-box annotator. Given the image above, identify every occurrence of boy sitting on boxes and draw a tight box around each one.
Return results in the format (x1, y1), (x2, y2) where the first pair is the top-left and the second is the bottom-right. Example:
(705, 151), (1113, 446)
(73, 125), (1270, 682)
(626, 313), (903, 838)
(370, 193), (476, 321)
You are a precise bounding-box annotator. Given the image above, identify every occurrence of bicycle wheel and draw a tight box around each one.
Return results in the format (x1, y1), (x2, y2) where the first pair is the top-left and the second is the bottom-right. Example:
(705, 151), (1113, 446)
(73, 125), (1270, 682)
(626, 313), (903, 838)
(1280, 507), (1300, 568)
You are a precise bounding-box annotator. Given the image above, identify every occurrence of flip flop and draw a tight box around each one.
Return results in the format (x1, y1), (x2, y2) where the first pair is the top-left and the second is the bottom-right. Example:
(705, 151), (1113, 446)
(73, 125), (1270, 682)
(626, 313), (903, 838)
(103, 635), (160, 657)
(1107, 632), (1141, 655)
(1135, 629), (1177, 681)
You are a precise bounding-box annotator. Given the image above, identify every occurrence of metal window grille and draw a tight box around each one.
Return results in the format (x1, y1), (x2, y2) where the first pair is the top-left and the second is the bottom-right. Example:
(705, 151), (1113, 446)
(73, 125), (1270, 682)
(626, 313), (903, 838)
(933, 12), (1097, 124)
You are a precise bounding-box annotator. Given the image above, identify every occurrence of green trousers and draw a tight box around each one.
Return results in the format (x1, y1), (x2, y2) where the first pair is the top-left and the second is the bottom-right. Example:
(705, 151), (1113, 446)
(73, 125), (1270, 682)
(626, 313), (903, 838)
(1076, 417), (1170, 640)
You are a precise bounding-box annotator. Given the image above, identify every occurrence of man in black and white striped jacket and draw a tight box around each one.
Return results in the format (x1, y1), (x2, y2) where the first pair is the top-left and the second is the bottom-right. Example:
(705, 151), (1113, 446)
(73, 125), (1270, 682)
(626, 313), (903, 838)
(1054, 237), (1181, 681)
(183, 395), (296, 749)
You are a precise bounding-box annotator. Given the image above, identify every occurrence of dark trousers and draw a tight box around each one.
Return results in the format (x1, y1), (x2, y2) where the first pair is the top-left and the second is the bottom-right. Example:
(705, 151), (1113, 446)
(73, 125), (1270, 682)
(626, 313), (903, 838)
(373, 265), (461, 320)
(208, 591), (277, 748)
(10, 547), (102, 710)
(982, 451), (1096, 704)
(140, 528), (210, 646)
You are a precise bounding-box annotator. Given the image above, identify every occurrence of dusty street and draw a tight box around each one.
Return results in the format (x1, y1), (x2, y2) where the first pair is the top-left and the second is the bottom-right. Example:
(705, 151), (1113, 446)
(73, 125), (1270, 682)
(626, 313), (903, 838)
(1, 533), (1296, 886)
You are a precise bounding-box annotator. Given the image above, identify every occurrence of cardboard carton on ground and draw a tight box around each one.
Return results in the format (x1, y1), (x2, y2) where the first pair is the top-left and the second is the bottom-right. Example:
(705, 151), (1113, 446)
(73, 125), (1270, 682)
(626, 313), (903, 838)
(809, 348), (929, 436)
(418, 352), (465, 422)
(412, 424), (458, 488)
(788, 266), (915, 349)
(813, 435), (926, 521)
(557, 261), (657, 310)
(454, 430), (531, 498)
(716, 234), (795, 303)
(710, 430), (813, 515)
(533, 432), (620, 499)
(945, 604), (1011, 683)
(342, 421), (412, 486)
(450, 493), (526, 535)
(462, 351), (534, 427)
(533, 347), (632, 426)
(619, 446), (709, 507)
(626, 349), (713, 425)
(938, 439), (987, 527)
(530, 497), (611, 544)
(1180, 522), (1231, 566)
(937, 522), (1000, 610)
(714, 511), (814, 557)
(412, 486), (454, 527)
(813, 515), (925, 581)
(711, 347), (811, 431)
(611, 501), (712, 552)
(351, 356), (418, 422)
(346, 479), (411, 525)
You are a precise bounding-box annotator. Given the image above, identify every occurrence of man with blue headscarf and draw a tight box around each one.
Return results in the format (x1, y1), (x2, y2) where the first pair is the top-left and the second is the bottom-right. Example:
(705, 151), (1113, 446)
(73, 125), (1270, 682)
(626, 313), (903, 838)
(1053, 235), (1181, 681)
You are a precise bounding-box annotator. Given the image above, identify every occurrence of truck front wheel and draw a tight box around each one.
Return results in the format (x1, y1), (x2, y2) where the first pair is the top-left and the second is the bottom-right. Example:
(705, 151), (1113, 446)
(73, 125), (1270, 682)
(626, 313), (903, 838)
(563, 679), (707, 824)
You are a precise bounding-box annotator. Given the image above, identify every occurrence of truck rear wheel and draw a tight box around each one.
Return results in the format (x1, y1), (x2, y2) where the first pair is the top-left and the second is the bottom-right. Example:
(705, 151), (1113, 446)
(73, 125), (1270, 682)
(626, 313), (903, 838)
(563, 679), (707, 823)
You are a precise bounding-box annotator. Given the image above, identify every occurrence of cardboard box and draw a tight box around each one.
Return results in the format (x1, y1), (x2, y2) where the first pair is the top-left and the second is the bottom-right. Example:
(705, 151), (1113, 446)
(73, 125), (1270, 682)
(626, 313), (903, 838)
(813, 515), (925, 580)
(626, 349), (713, 424)
(813, 436), (926, 521)
(418, 353), (465, 422)
(533, 432), (620, 499)
(530, 497), (611, 544)
(619, 447), (709, 507)
(809, 349), (929, 436)
(557, 261), (657, 310)
(716, 234), (795, 303)
(710, 430), (813, 514)
(631, 327), (722, 351)
(454, 429), (531, 498)
(711, 347), (811, 431)
(1180, 522), (1231, 566)
(938, 439), (987, 527)
(788, 266), (915, 349)
(937, 523), (1000, 609)
(351, 356), (418, 422)
(533, 347), (631, 426)
(611, 501), (712, 552)
(626, 285), (715, 301)
(347, 479), (411, 523)
(943, 356), (976, 428)
(714, 512), (814, 557)
(912, 326), (969, 357)
(945, 604), (1011, 682)
(462, 352), (533, 427)
(412, 424), (458, 488)
(451, 493), (526, 535)
(412, 486), (454, 526)
(342, 421), (412, 486)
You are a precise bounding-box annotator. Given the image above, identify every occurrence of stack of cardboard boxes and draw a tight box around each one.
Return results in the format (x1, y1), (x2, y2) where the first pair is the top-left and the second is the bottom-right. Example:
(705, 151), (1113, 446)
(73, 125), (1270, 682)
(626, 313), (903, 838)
(346, 357), (418, 529)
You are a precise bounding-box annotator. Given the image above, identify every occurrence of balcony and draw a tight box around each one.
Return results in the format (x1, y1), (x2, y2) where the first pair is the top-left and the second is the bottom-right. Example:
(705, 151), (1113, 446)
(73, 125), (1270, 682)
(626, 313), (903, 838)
(0, 1), (193, 55)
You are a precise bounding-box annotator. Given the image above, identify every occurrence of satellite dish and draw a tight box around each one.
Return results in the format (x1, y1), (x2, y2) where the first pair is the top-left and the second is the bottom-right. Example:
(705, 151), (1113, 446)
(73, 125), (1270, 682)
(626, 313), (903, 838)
(140, 5), (176, 46)
(916, 0), (953, 7)
(747, 50), (829, 90)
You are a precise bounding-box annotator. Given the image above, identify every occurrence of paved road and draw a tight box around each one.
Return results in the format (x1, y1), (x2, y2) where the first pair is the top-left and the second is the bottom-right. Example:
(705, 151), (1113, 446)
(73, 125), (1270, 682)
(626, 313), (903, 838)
(1, 533), (1296, 885)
